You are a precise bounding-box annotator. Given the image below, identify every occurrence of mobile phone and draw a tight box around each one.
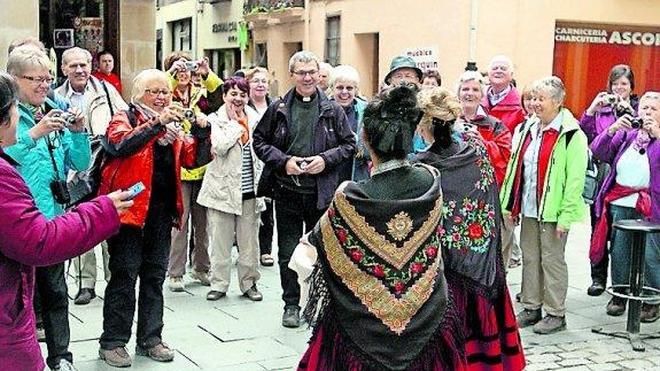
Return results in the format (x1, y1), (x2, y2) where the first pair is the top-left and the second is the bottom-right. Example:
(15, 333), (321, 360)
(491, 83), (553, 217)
(125, 182), (145, 200)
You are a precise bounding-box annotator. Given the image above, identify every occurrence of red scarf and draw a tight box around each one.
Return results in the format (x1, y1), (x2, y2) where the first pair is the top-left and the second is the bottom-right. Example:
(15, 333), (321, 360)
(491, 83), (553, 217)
(589, 184), (651, 264)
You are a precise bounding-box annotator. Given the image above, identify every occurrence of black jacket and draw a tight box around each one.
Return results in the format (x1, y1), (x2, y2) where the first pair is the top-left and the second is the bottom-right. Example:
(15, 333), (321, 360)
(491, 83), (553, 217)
(253, 87), (356, 209)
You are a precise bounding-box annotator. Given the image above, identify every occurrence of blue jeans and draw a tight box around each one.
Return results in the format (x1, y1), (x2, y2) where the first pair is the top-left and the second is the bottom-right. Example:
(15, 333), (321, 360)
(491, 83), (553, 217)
(609, 205), (660, 301)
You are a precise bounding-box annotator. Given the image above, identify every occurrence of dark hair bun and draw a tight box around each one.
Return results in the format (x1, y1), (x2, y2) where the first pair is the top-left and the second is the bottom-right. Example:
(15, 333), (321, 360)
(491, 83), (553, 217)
(362, 84), (420, 159)
(0, 72), (18, 125)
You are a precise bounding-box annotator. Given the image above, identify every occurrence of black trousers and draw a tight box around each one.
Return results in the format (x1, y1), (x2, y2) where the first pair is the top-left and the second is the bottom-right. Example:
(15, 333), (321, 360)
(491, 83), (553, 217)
(275, 189), (325, 309)
(35, 263), (72, 369)
(259, 199), (274, 255)
(590, 203), (609, 284)
(100, 202), (173, 350)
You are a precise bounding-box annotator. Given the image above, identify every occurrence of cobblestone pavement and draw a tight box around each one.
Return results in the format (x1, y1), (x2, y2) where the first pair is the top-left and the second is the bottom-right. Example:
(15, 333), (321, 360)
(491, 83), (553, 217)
(42, 221), (660, 370)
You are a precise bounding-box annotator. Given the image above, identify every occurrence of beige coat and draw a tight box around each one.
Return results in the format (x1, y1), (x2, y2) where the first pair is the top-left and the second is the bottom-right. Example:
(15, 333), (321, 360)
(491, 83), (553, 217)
(197, 104), (266, 215)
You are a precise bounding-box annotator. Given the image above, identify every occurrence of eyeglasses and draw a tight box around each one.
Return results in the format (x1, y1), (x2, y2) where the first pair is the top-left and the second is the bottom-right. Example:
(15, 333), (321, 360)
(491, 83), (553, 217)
(292, 70), (318, 77)
(144, 88), (171, 96)
(334, 85), (355, 92)
(250, 78), (269, 84)
(21, 75), (54, 85)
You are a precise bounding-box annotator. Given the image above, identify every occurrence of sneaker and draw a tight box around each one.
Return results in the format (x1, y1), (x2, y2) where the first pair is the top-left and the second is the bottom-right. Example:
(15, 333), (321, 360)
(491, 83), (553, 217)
(243, 285), (263, 301)
(606, 297), (627, 316)
(206, 290), (226, 301)
(53, 359), (77, 371)
(168, 276), (185, 292)
(587, 281), (606, 296)
(136, 342), (175, 362)
(641, 303), (660, 323)
(74, 288), (96, 305)
(533, 315), (566, 334)
(282, 306), (300, 328)
(99, 346), (132, 368)
(190, 270), (211, 286)
(516, 308), (542, 328)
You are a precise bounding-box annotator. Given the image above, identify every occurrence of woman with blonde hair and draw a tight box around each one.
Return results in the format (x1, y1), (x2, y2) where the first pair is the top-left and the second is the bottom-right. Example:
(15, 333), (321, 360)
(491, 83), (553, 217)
(416, 87), (525, 370)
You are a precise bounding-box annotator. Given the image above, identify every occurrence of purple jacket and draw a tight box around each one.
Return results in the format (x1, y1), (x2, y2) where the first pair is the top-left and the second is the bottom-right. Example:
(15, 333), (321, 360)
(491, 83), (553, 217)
(580, 99), (639, 143)
(0, 148), (120, 371)
(591, 129), (660, 222)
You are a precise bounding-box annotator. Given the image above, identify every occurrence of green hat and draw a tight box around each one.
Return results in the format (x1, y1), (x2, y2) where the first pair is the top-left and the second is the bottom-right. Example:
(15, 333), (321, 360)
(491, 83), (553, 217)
(385, 55), (423, 84)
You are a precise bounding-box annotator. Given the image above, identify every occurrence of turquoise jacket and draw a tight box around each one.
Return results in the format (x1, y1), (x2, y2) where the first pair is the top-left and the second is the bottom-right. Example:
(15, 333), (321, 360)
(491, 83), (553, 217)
(5, 98), (91, 219)
(500, 108), (588, 230)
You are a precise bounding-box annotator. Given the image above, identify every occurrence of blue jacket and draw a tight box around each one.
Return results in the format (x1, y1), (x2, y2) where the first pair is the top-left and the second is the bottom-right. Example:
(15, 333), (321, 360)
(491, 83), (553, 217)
(5, 98), (91, 219)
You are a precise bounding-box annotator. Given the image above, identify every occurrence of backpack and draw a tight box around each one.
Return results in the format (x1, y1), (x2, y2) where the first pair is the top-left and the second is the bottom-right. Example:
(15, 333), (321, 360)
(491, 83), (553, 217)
(565, 130), (609, 205)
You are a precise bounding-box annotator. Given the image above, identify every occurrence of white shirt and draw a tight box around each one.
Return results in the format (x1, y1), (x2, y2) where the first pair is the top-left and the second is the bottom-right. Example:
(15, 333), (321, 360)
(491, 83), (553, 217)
(521, 112), (563, 218)
(611, 144), (650, 208)
(488, 85), (512, 107)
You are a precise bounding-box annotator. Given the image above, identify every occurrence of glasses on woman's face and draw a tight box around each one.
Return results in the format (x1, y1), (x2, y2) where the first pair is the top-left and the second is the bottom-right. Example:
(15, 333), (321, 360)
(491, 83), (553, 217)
(21, 75), (54, 86)
(144, 88), (171, 96)
(250, 78), (268, 85)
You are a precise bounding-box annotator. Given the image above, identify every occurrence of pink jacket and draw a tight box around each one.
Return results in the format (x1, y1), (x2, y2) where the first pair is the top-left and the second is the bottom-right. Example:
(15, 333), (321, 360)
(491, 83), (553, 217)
(0, 148), (120, 371)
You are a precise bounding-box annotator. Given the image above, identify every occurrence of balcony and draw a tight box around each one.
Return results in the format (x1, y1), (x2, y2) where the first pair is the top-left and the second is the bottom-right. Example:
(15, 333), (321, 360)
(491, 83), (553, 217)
(244, 0), (305, 26)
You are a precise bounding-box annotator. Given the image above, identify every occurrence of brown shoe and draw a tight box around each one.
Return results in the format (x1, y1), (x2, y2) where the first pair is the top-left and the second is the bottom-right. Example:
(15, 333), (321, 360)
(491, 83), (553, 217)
(641, 303), (660, 323)
(136, 342), (174, 362)
(533, 315), (566, 334)
(99, 346), (132, 368)
(516, 308), (542, 328)
(606, 297), (627, 316)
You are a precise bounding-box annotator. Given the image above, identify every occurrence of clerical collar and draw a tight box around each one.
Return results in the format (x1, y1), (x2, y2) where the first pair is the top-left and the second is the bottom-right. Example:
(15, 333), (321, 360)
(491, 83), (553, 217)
(371, 159), (410, 176)
(294, 90), (317, 103)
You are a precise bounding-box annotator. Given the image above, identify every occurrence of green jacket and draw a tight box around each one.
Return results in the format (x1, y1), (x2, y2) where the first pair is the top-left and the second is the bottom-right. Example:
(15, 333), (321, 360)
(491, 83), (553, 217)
(500, 108), (588, 230)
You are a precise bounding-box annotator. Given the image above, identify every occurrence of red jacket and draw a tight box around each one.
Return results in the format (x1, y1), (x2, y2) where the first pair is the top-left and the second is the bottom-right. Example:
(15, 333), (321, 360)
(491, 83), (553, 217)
(99, 106), (197, 228)
(465, 112), (512, 188)
(482, 86), (526, 134)
(92, 71), (123, 94)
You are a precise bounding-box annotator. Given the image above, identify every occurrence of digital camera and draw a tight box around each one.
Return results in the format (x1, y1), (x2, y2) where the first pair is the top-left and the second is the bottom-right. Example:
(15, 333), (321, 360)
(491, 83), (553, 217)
(182, 108), (196, 121)
(54, 112), (76, 126)
(184, 61), (199, 72)
(630, 117), (643, 129)
(603, 94), (619, 105)
(297, 160), (309, 170)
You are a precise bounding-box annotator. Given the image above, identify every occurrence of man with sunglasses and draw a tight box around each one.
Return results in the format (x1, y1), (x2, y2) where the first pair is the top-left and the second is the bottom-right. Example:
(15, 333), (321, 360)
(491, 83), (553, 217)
(253, 51), (356, 328)
(55, 46), (127, 306)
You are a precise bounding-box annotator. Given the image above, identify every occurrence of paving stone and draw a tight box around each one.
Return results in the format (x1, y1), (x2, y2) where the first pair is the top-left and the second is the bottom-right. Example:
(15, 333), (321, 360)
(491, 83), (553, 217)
(562, 350), (596, 359)
(587, 353), (624, 364)
(559, 358), (592, 367)
(533, 345), (564, 354)
(587, 364), (624, 371)
(648, 356), (660, 366)
(258, 355), (301, 370)
(525, 362), (562, 371)
(618, 359), (654, 369)
(526, 353), (562, 363)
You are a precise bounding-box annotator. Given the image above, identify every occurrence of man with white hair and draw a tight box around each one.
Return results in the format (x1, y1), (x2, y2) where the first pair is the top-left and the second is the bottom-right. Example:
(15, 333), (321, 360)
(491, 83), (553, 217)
(482, 55), (526, 272)
(482, 55), (526, 133)
(56, 46), (127, 305)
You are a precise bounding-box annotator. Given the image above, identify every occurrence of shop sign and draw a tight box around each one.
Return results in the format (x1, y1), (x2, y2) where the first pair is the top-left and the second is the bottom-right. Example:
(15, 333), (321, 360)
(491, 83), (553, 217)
(212, 22), (237, 33)
(555, 21), (660, 46)
(403, 46), (439, 71)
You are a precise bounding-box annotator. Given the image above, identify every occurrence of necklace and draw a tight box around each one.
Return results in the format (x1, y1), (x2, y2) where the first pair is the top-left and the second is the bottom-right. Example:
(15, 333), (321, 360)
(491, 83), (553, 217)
(371, 159), (410, 176)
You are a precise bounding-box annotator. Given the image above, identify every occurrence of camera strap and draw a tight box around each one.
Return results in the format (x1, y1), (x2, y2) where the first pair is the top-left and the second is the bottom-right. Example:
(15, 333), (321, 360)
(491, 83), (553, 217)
(45, 134), (63, 181)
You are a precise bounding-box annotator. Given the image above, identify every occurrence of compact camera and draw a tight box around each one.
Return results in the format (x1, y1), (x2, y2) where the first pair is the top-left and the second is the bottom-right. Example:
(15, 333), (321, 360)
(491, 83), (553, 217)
(50, 179), (71, 205)
(614, 103), (635, 118)
(630, 117), (643, 129)
(603, 94), (619, 105)
(53, 112), (76, 126)
(184, 61), (199, 72)
(297, 160), (309, 170)
(182, 108), (196, 121)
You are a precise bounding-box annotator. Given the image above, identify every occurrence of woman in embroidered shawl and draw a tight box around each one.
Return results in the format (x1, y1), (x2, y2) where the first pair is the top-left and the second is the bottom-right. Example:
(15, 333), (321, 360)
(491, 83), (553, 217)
(293, 84), (467, 371)
(414, 87), (525, 371)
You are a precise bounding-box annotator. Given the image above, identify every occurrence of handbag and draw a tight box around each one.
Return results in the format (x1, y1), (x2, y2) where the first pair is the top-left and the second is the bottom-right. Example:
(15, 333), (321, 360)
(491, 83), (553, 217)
(66, 82), (114, 207)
